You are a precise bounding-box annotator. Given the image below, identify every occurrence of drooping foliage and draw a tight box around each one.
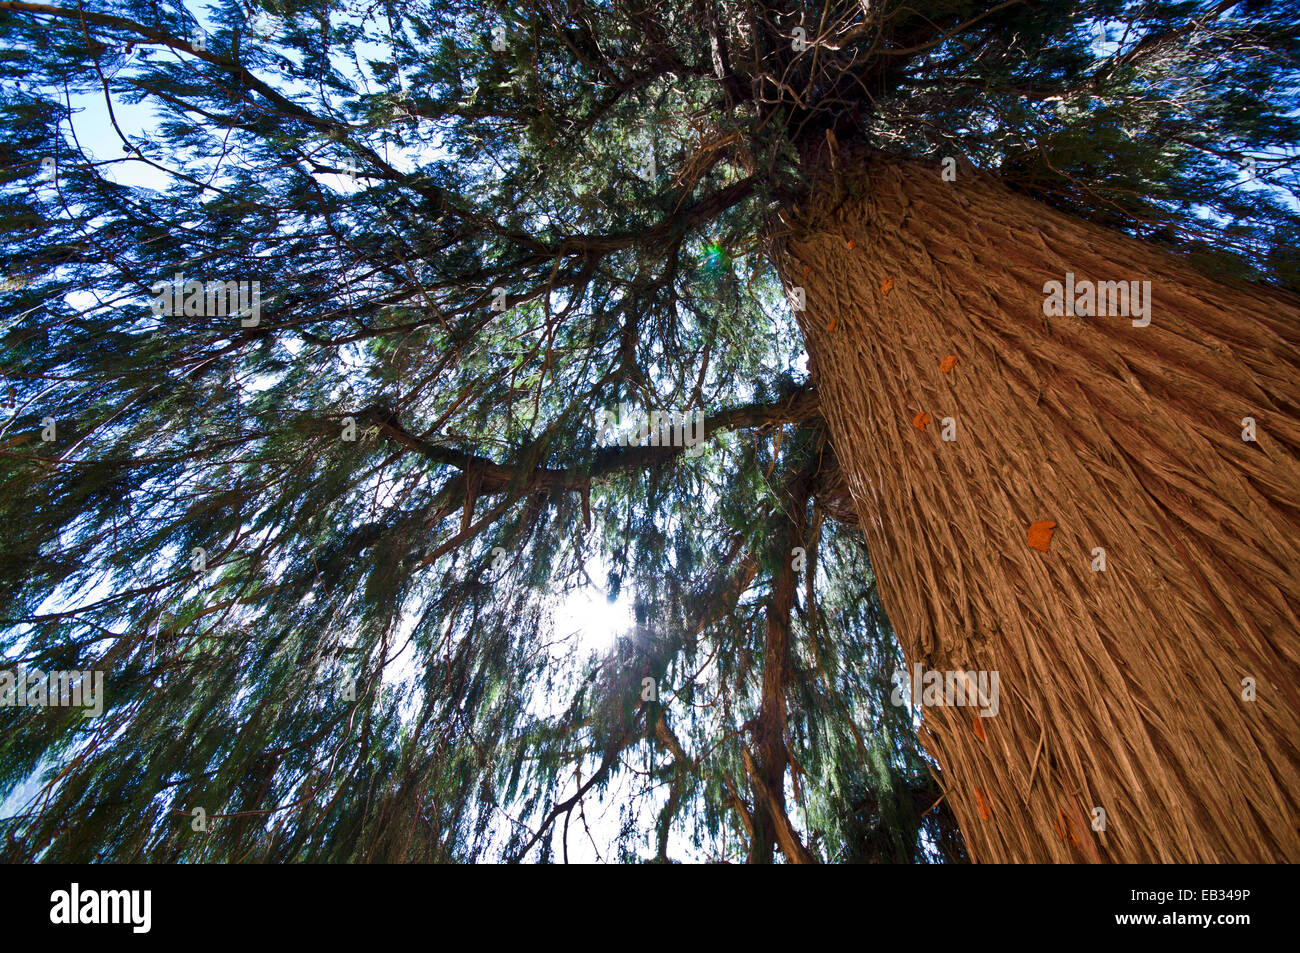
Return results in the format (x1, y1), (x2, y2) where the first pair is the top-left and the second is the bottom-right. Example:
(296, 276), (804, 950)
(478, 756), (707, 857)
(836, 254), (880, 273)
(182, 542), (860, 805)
(0, 0), (1293, 861)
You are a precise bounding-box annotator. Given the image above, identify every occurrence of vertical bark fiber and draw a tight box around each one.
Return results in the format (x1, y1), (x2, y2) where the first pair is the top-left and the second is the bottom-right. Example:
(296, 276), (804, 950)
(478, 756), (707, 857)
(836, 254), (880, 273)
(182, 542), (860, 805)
(785, 156), (1300, 862)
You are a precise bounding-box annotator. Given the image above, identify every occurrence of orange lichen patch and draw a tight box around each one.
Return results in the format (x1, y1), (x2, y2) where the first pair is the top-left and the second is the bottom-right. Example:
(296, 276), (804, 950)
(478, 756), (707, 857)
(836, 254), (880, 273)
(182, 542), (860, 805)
(913, 412), (931, 431)
(827, 317), (837, 333)
(972, 717), (987, 742)
(940, 354), (958, 373)
(1074, 813), (1102, 863)
(1058, 803), (1102, 862)
(881, 276), (894, 295)
(1027, 520), (1057, 552)
(976, 786), (992, 820)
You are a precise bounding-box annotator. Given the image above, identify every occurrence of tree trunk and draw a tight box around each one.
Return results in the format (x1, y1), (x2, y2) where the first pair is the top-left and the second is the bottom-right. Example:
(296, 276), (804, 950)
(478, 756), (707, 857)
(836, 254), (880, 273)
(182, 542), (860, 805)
(747, 470), (817, 864)
(784, 155), (1300, 862)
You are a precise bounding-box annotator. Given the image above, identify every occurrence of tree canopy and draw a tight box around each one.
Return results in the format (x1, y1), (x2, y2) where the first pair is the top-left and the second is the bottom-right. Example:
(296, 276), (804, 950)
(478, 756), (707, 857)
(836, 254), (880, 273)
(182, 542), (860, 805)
(0, 0), (1295, 862)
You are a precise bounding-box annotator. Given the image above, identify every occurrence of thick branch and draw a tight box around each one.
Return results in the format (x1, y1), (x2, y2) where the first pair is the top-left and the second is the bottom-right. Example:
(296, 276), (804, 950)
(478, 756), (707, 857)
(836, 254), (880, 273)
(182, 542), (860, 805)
(359, 387), (822, 496)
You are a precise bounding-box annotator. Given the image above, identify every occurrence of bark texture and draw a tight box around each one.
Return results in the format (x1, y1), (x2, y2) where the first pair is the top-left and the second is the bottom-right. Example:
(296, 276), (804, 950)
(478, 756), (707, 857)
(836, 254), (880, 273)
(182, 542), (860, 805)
(784, 155), (1300, 862)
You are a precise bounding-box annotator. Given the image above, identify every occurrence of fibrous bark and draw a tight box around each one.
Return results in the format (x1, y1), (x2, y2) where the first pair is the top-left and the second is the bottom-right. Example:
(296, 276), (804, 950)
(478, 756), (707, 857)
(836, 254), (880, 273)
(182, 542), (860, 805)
(784, 155), (1300, 863)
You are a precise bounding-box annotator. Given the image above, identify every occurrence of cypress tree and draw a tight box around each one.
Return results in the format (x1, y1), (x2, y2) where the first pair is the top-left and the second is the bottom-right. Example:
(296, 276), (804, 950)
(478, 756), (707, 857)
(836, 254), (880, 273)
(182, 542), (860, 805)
(0, 0), (1295, 862)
